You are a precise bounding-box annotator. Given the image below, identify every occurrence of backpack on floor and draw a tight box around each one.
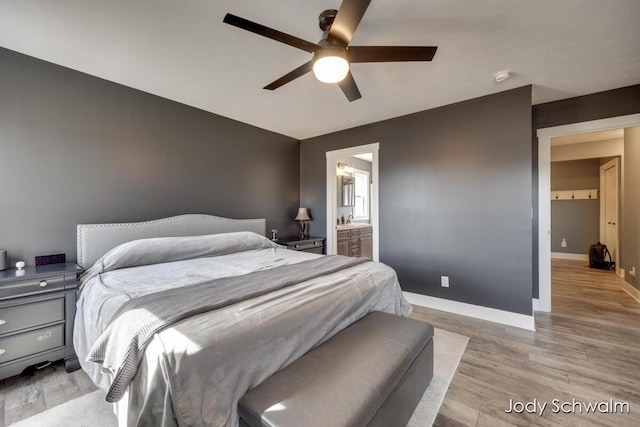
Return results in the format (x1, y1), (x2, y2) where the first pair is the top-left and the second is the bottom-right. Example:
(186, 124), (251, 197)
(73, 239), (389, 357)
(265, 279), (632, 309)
(589, 242), (614, 270)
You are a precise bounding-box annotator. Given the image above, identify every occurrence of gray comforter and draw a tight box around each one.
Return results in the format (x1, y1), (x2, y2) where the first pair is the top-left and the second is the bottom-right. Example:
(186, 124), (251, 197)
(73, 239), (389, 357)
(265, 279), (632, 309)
(74, 232), (412, 426)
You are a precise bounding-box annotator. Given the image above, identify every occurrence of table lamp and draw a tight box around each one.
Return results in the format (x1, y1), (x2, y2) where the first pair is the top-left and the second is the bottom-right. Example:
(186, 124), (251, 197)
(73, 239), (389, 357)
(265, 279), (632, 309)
(295, 208), (311, 237)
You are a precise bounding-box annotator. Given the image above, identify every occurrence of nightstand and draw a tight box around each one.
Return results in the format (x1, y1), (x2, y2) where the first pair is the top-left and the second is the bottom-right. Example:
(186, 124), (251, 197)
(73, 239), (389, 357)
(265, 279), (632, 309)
(0, 263), (81, 380)
(278, 236), (325, 255)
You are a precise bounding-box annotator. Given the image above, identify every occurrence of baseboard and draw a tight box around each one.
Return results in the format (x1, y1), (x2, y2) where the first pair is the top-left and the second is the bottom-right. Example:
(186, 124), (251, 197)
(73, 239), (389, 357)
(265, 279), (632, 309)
(551, 252), (588, 261)
(404, 292), (536, 331)
(532, 298), (540, 311)
(621, 281), (640, 303)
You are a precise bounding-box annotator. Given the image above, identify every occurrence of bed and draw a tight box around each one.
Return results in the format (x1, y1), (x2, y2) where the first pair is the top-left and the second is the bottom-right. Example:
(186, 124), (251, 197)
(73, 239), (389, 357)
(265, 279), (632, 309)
(73, 214), (412, 426)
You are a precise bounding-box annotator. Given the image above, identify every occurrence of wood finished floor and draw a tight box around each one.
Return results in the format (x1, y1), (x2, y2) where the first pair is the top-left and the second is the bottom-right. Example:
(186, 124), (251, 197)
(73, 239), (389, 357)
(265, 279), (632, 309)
(0, 360), (97, 426)
(1, 259), (639, 426)
(416, 259), (640, 427)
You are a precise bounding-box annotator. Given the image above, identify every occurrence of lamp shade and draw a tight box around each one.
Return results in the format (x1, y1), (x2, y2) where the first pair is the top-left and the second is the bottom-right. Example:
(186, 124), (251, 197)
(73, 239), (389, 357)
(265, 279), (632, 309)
(295, 208), (311, 221)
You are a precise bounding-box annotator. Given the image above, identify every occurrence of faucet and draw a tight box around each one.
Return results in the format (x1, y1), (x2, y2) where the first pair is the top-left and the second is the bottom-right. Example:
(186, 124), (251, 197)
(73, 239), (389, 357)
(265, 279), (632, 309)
(347, 214), (353, 224)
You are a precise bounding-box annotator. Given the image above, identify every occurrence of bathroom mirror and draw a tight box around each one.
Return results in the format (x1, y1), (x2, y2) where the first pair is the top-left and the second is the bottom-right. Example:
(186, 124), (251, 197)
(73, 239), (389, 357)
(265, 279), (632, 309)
(339, 176), (355, 207)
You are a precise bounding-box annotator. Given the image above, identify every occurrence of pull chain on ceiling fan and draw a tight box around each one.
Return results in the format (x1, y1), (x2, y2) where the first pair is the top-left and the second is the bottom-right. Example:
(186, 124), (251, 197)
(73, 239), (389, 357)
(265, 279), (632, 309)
(223, 0), (438, 102)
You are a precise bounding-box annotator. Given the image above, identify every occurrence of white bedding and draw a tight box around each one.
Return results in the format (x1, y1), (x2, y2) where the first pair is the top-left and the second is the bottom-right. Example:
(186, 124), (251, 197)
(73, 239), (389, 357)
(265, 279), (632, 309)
(74, 232), (411, 426)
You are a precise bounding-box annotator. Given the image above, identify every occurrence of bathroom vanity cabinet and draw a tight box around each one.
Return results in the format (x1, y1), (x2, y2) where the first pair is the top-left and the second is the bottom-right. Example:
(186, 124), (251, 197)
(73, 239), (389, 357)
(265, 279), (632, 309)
(337, 226), (372, 259)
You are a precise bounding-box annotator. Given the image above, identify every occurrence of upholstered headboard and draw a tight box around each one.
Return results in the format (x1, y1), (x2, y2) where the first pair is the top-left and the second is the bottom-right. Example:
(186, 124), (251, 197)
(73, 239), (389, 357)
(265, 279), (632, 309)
(76, 214), (266, 269)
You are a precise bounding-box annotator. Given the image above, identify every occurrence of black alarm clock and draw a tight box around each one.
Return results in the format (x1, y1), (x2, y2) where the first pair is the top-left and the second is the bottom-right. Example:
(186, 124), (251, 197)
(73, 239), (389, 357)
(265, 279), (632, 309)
(35, 253), (66, 266)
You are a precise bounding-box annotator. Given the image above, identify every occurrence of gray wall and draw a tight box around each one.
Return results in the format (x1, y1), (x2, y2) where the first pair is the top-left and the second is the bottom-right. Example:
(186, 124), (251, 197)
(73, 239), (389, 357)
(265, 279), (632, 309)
(622, 126), (640, 289)
(301, 86), (533, 315)
(532, 84), (640, 298)
(550, 159), (600, 253)
(0, 47), (300, 266)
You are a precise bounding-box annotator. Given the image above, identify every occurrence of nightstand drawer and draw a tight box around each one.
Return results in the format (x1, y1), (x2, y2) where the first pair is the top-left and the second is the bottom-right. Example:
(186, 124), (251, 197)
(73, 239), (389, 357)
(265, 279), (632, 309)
(290, 240), (323, 251)
(279, 237), (325, 255)
(0, 275), (65, 300)
(0, 297), (65, 335)
(0, 263), (80, 379)
(0, 324), (64, 364)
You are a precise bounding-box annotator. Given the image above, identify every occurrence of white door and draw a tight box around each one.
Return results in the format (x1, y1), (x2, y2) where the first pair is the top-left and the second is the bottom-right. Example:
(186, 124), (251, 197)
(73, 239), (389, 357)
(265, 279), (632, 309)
(600, 159), (619, 264)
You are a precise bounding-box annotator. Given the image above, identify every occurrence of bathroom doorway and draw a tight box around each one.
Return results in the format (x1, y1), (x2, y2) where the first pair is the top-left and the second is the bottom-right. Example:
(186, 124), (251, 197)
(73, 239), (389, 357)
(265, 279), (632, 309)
(325, 143), (380, 261)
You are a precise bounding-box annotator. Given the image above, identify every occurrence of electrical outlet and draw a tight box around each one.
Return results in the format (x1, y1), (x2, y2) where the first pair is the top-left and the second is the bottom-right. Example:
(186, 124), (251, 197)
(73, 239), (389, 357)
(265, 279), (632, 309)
(561, 238), (567, 248)
(631, 267), (637, 277)
(441, 276), (449, 288)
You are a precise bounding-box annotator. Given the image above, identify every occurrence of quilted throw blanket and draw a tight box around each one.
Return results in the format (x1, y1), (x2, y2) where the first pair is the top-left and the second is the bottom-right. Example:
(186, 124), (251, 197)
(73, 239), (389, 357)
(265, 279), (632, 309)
(88, 255), (368, 402)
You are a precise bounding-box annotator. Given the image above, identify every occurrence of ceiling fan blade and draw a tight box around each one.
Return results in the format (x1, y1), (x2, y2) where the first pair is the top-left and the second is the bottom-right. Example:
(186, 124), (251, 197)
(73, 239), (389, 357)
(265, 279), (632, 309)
(263, 61), (313, 91)
(224, 13), (320, 53)
(338, 71), (362, 102)
(348, 46), (438, 63)
(328, 0), (372, 47)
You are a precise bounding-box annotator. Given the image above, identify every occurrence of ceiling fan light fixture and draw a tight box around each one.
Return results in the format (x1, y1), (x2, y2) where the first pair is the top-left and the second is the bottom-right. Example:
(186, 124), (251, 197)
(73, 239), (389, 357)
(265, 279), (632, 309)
(223, 1), (438, 102)
(312, 48), (349, 83)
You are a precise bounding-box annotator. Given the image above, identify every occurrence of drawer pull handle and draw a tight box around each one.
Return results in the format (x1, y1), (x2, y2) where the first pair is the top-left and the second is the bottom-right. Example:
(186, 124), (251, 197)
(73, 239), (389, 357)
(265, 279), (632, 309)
(35, 361), (52, 370)
(39, 280), (48, 288)
(0, 349), (5, 355)
(37, 331), (52, 341)
(0, 319), (5, 326)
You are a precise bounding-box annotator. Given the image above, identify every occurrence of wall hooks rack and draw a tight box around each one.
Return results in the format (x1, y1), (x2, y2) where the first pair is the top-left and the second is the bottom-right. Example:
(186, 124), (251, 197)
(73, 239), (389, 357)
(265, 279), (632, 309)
(550, 189), (598, 200)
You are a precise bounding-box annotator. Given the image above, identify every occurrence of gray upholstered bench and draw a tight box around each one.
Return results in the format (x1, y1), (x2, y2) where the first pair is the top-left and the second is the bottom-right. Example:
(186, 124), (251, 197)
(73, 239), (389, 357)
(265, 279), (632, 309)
(238, 311), (434, 427)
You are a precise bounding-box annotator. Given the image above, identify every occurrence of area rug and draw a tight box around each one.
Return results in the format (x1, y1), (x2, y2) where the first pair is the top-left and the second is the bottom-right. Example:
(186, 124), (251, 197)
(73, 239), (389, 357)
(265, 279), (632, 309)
(408, 328), (469, 426)
(11, 328), (468, 427)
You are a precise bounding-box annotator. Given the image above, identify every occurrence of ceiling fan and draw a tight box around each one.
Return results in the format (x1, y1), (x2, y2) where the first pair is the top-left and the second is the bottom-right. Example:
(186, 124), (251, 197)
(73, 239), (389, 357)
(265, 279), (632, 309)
(223, 0), (438, 102)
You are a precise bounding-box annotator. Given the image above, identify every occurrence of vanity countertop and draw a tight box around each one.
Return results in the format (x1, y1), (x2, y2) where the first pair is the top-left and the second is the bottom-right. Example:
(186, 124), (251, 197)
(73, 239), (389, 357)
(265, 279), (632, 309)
(336, 223), (371, 230)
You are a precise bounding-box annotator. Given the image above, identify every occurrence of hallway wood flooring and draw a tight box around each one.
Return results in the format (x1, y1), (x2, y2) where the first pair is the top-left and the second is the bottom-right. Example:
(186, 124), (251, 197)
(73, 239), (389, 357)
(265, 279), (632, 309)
(413, 259), (640, 427)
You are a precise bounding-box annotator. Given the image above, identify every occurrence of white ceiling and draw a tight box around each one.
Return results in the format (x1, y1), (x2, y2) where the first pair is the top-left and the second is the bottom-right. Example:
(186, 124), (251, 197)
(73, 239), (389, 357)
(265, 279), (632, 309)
(551, 129), (624, 146)
(1, 1), (639, 140)
(353, 153), (373, 162)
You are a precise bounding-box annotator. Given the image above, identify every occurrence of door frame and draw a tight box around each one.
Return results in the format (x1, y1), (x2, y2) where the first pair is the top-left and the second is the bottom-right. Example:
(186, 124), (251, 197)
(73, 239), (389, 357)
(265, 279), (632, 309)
(599, 157), (620, 274)
(326, 143), (380, 261)
(537, 113), (640, 313)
